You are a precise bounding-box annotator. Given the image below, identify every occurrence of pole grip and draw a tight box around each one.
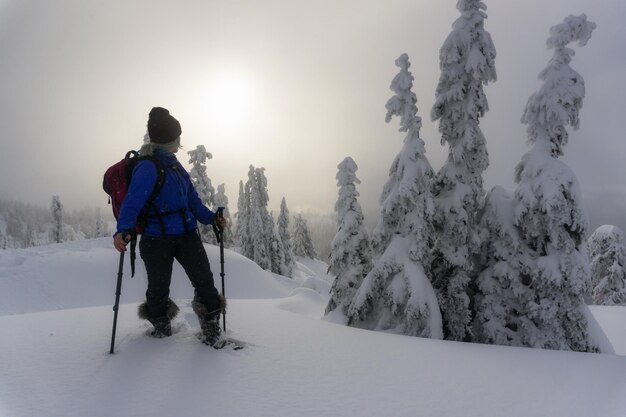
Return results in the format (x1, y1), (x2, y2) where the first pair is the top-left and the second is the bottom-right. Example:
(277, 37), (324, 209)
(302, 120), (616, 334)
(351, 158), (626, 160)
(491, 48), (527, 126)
(212, 207), (225, 244)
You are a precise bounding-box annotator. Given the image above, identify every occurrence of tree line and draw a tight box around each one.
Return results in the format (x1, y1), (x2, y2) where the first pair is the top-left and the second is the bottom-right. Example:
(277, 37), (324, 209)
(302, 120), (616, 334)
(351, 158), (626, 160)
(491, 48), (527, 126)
(0, 198), (107, 248)
(0, 147), (332, 269)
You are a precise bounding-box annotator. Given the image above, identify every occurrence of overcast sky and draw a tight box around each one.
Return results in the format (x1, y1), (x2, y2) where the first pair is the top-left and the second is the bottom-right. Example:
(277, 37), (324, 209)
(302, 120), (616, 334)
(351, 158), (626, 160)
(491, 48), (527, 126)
(0, 0), (624, 233)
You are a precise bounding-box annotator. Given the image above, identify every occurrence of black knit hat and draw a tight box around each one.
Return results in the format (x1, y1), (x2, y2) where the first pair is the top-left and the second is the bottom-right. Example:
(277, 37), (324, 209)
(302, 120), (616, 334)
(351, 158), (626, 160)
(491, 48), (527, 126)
(147, 107), (182, 144)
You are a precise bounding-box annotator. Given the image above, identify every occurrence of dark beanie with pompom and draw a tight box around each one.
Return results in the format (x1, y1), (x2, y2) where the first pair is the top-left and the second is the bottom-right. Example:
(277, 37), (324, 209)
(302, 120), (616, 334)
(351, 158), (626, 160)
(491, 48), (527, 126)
(147, 107), (182, 144)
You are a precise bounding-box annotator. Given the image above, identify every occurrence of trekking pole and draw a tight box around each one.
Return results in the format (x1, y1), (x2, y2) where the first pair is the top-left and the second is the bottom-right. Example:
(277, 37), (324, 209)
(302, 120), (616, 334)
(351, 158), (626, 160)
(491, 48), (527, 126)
(212, 207), (226, 331)
(110, 250), (125, 354)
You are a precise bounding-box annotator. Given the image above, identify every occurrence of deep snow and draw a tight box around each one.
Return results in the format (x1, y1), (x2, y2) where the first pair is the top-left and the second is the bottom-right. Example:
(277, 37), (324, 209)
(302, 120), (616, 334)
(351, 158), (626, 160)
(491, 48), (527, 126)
(1, 238), (625, 417)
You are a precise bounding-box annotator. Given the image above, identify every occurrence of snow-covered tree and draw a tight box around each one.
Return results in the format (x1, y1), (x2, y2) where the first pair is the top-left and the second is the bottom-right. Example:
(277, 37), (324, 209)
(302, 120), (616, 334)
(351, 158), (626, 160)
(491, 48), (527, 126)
(429, 0), (497, 341)
(50, 195), (65, 244)
(477, 15), (598, 352)
(326, 157), (373, 317)
(236, 165), (283, 273)
(188, 145), (216, 243)
(473, 186), (532, 347)
(214, 184), (234, 248)
(234, 180), (247, 250)
(268, 213), (286, 276)
(588, 225), (626, 306)
(347, 54), (441, 338)
(292, 214), (317, 259)
(26, 225), (42, 247)
(246, 166), (272, 270)
(277, 197), (295, 277)
(95, 208), (106, 238)
(0, 213), (8, 249)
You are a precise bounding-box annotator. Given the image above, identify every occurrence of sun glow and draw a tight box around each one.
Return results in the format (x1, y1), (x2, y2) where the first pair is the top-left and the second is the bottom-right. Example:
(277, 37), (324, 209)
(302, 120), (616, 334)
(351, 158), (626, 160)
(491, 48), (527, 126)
(205, 73), (257, 134)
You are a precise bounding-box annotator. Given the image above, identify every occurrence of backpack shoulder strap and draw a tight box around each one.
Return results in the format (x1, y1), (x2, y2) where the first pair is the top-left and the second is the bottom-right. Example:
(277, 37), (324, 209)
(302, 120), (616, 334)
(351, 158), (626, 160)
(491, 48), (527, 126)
(136, 155), (167, 202)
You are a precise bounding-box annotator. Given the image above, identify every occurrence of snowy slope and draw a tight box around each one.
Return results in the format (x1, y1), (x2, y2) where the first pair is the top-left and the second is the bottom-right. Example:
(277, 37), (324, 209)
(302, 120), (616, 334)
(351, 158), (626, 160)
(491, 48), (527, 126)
(1, 239), (626, 417)
(0, 238), (292, 316)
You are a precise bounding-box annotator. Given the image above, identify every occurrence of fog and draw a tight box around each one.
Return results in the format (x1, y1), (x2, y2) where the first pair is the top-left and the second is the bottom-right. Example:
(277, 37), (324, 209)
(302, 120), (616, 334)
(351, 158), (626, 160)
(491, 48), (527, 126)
(0, 0), (624, 233)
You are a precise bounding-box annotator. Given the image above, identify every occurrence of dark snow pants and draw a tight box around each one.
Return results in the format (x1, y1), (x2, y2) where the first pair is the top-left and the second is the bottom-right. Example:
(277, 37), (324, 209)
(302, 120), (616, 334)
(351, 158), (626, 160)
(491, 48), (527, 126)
(139, 231), (220, 321)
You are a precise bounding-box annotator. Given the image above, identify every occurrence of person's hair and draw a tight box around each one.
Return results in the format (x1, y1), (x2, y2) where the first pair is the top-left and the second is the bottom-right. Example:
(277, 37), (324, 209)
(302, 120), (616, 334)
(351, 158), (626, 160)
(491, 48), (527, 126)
(139, 137), (181, 156)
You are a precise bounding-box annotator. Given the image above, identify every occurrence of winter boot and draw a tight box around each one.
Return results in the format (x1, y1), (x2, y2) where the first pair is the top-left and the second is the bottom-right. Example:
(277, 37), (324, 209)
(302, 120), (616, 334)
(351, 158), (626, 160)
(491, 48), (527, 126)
(192, 297), (225, 347)
(138, 298), (179, 338)
(199, 315), (222, 346)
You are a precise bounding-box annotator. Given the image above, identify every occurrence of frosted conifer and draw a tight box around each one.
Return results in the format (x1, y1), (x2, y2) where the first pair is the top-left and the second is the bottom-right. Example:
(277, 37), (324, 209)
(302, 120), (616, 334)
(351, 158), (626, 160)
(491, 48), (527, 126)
(50, 195), (64, 244)
(247, 166), (272, 270)
(234, 180), (248, 250)
(188, 145), (216, 244)
(326, 157), (373, 317)
(474, 186), (531, 347)
(0, 214), (7, 249)
(477, 15), (599, 351)
(347, 54), (441, 338)
(95, 208), (106, 238)
(588, 226), (626, 306)
(430, 0), (497, 341)
(268, 212), (286, 275)
(277, 198), (295, 277)
(292, 214), (317, 259)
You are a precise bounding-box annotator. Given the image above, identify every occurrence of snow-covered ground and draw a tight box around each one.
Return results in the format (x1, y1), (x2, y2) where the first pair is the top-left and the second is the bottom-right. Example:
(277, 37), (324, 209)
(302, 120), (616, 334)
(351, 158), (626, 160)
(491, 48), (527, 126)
(1, 238), (625, 417)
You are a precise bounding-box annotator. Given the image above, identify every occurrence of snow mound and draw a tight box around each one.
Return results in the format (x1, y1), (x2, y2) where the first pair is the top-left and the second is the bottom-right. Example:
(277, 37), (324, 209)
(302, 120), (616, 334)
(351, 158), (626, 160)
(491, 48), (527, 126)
(293, 256), (335, 283)
(0, 238), (290, 316)
(298, 275), (331, 296)
(277, 287), (326, 317)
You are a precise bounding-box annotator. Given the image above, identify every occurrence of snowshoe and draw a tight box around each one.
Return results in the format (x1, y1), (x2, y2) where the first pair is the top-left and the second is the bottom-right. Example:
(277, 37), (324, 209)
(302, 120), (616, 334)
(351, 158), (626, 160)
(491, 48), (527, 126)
(149, 318), (172, 338)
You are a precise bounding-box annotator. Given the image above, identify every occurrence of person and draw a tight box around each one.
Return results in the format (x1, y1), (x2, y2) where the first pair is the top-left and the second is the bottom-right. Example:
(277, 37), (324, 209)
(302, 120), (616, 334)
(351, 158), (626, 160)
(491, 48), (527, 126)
(113, 107), (226, 346)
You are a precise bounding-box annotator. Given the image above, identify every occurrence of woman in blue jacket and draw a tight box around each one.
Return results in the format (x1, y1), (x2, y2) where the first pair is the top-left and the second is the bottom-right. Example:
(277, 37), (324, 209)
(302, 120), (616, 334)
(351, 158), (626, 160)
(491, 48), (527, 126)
(113, 107), (226, 346)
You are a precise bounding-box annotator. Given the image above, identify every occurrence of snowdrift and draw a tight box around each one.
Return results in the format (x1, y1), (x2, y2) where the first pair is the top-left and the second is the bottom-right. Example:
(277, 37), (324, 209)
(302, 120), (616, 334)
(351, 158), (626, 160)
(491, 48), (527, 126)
(0, 238), (291, 316)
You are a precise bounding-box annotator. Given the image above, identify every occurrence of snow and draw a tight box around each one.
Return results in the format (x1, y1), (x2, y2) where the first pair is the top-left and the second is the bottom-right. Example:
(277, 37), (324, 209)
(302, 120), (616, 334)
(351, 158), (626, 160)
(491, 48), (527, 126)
(1, 238), (626, 417)
(591, 305), (626, 354)
(594, 225), (625, 239)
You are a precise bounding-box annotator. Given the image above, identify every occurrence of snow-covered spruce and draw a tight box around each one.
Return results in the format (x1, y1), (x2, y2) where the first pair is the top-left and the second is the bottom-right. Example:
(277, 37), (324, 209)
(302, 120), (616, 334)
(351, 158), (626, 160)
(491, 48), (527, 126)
(347, 53), (441, 338)
(588, 225), (626, 306)
(240, 165), (284, 274)
(429, 0), (497, 341)
(325, 157), (373, 318)
(95, 208), (106, 238)
(477, 15), (599, 352)
(268, 214), (286, 276)
(241, 166), (267, 268)
(234, 180), (248, 251)
(188, 145), (217, 244)
(277, 197), (295, 277)
(292, 214), (317, 259)
(50, 195), (65, 244)
(474, 186), (535, 347)
(0, 213), (8, 249)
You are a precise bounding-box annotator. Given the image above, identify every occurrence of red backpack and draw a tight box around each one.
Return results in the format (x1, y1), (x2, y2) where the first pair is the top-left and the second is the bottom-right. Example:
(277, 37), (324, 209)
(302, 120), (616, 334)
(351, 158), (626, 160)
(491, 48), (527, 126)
(103, 150), (166, 226)
(103, 150), (165, 275)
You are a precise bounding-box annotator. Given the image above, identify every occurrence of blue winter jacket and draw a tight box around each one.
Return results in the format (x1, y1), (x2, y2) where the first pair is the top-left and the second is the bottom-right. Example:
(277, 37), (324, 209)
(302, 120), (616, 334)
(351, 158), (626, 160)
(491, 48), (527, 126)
(116, 149), (215, 237)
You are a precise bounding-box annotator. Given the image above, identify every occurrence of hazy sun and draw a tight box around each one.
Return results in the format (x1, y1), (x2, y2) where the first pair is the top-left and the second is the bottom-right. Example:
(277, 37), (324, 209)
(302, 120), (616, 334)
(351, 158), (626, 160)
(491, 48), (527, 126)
(205, 73), (256, 133)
